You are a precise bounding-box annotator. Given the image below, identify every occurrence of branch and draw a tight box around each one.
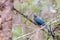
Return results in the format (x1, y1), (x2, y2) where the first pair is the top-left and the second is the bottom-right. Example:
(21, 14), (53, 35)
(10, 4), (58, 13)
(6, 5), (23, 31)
(15, 30), (36, 40)
(53, 26), (60, 32)
(13, 8), (36, 25)
(13, 8), (60, 30)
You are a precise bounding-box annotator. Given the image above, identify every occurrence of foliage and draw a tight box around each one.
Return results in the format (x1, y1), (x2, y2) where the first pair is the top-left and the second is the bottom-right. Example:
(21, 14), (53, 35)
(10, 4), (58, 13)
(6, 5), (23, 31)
(56, 31), (60, 36)
(14, 1), (29, 13)
(12, 26), (22, 40)
(56, 12), (60, 17)
(25, 0), (32, 5)
(44, 18), (50, 22)
(54, 21), (60, 26)
(48, 37), (53, 40)
(54, 0), (59, 3)
(32, 5), (43, 13)
(51, 4), (58, 10)
(26, 20), (31, 25)
(14, 0), (43, 13)
(43, 32), (48, 39)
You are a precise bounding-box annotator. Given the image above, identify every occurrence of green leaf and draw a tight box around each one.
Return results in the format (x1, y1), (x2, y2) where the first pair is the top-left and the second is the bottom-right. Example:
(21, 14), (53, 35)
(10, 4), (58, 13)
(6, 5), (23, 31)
(48, 37), (53, 40)
(37, 6), (43, 12)
(56, 12), (60, 17)
(12, 27), (22, 40)
(26, 20), (31, 25)
(56, 32), (60, 36)
(25, 0), (32, 5)
(44, 18), (50, 22)
(15, 26), (22, 33)
(55, 0), (59, 3)
(54, 21), (60, 26)
(14, 0), (29, 13)
(31, 5), (43, 12)
(32, 5), (37, 11)
(51, 4), (58, 9)
(43, 32), (48, 38)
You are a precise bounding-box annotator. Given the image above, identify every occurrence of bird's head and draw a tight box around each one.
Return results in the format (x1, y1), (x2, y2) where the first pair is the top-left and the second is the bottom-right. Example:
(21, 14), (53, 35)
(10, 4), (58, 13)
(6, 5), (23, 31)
(34, 15), (37, 18)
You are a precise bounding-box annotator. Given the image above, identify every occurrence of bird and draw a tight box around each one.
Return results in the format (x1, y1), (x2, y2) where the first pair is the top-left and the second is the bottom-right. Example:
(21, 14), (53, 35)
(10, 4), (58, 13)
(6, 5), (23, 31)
(33, 15), (56, 38)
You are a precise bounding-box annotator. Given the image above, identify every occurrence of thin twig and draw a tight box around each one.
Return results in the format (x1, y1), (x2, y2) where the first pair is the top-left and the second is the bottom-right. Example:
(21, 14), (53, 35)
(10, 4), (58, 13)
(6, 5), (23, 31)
(53, 26), (60, 32)
(15, 30), (36, 40)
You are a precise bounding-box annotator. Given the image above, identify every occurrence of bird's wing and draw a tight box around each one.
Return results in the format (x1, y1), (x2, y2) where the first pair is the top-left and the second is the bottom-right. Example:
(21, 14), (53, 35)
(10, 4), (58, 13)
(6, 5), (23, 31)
(35, 17), (45, 25)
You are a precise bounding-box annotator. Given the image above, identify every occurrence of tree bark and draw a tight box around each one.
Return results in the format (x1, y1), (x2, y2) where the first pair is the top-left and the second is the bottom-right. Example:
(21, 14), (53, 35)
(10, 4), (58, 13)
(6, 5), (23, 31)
(0, 0), (13, 40)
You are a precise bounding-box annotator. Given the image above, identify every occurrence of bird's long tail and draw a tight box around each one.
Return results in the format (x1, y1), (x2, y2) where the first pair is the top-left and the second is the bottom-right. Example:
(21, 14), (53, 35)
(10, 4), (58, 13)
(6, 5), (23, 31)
(45, 25), (56, 38)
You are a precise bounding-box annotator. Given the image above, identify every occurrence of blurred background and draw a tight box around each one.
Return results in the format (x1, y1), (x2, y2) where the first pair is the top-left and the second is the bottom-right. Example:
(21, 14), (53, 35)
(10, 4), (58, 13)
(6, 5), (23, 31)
(0, 0), (60, 40)
(12, 0), (60, 40)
